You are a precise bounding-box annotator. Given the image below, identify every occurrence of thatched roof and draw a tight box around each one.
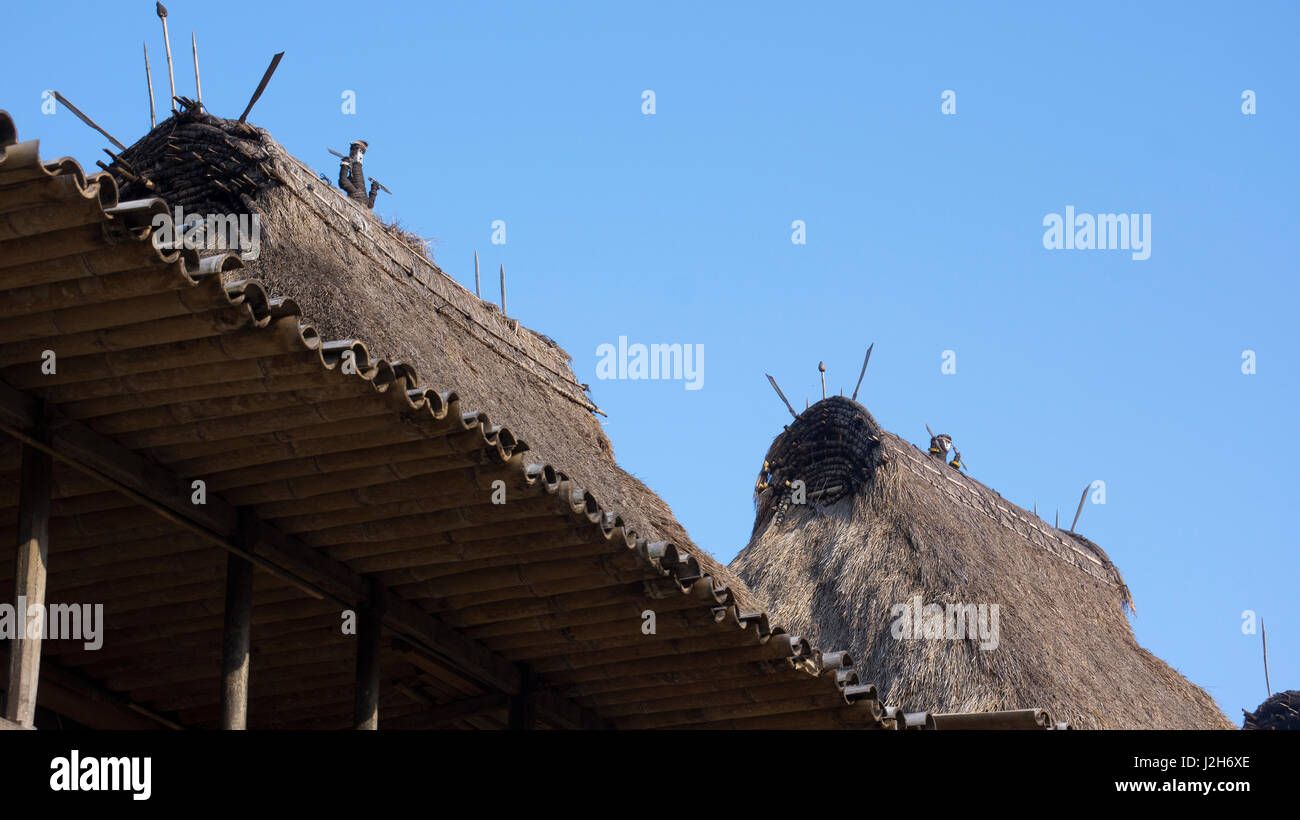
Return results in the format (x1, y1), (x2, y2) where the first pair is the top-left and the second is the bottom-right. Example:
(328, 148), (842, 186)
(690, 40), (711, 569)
(109, 109), (760, 615)
(1242, 691), (1300, 730)
(731, 396), (1234, 729)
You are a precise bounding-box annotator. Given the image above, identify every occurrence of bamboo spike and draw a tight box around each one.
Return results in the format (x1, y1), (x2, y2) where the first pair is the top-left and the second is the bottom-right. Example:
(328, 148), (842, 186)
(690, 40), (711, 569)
(1070, 483), (1090, 532)
(818, 362), (826, 400)
(1262, 618), (1271, 697)
(191, 31), (202, 105)
(851, 343), (874, 401)
(765, 375), (797, 419)
(143, 42), (156, 129)
(473, 250), (481, 297)
(156, 3), (176, 114)
(499, 264), (507, 316)
(51, 92), (127, 151)
(238, 52), (285, 123)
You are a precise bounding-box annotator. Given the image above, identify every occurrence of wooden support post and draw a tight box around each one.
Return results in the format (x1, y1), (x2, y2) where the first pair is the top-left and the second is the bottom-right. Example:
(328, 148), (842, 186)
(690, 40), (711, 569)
(4, 424), (52, 728)
(353, 579), (384, 730)
(219, 550), (253, 729)
(508, 665), (537, 730)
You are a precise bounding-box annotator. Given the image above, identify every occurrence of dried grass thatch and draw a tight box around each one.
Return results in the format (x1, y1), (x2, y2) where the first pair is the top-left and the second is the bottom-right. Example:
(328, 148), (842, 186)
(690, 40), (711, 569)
(110, 110), (759, 611)
(731, 396), (1234, 729)
(1242, 691), (1300, 729)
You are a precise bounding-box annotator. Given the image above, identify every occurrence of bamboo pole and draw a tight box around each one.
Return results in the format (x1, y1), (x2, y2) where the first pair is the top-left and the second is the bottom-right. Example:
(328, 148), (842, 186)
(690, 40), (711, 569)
(156, 3), (176, 114)
(191, 31), (202, 106)
(143, 42), (156, 128)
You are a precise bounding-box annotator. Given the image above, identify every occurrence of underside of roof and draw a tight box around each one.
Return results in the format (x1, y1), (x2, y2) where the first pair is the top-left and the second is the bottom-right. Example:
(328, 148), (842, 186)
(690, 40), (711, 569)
(0, 110), (1071, 730)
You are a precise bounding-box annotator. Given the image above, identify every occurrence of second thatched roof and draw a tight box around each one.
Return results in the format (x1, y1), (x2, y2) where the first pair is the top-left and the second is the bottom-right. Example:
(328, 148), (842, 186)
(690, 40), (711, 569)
(731, 396), (1234, 729)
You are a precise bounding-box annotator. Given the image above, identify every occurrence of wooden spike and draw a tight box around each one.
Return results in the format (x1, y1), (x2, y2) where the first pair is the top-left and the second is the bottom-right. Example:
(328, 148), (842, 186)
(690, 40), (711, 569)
(818, 361), (826, 400)
(51, 92), (127, 151)
(765, 375), (797, 419)
(1262, 618), (1271, 697)
(191, 32), (202, 105)
(499, 264), (507, 316)
(157, 3), (176, 114)
(1055, 510), (1059, 528)
(851, 343), (874, 401)
(474, 250), (481, 297)
(238, 52), (285, 123)
(1069, 483), (1090, 532)
(143, 42), (156, 129)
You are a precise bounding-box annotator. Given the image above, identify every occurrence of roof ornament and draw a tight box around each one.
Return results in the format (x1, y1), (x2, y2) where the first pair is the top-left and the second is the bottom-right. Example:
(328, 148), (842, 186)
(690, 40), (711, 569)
(330, 142), (389, 210)
(925, 424), (952, 461)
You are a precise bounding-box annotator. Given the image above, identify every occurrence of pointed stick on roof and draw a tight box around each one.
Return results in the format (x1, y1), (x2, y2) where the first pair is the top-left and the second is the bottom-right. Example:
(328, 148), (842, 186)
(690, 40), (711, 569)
(499, 264), (507, 316)
(765, 375), (797, 419)
(1069, 483), (1090, 532)
(238, 52), (285, 123)
(473, 250), (481, 297)
(851, 343), (874, 401)
(156, 3), (176, 114)
(51, 92), (127, 151)
(805, 397), (809, 409)
(143, 42), (156, 129)
(1033, 502), (1038, 516)
(1262, 618), (1271, 697)
(1055, 510), (1059, 528)
(191, 32), (202, 105)
(818, 361), (826, 400)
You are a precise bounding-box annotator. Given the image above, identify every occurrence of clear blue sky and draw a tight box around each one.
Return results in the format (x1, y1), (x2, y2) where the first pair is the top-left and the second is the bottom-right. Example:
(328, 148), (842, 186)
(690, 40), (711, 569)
(5, 1), (1296, 724)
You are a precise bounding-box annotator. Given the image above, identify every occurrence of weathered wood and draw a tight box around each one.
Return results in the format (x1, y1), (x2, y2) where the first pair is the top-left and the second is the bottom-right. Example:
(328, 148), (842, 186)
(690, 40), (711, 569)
(3, 428), (51, 727)
(219, 544), (253, 729)
(353, 579), (385, 730)
(427, 693), (510, 726)
(0, 381), (606, 730)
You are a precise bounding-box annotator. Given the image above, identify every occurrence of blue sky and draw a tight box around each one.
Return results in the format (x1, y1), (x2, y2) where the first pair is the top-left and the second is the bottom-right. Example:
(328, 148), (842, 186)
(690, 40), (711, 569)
(4, 1), (1296, 723)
